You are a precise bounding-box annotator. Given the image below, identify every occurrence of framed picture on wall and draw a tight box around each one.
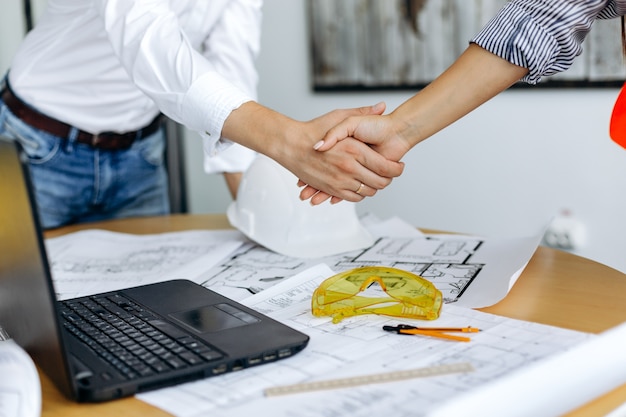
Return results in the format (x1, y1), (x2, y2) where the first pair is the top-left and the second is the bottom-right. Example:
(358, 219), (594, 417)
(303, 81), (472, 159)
(309, 0), (626, 90)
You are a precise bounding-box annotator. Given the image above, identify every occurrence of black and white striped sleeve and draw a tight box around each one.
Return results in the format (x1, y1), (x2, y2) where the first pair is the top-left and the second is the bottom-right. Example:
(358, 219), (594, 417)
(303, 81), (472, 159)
(471, 0), (617, 84)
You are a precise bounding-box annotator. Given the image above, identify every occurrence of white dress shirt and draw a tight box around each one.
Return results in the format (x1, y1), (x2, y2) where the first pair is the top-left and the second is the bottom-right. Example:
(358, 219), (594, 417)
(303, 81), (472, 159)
(8, 0), (261, 172)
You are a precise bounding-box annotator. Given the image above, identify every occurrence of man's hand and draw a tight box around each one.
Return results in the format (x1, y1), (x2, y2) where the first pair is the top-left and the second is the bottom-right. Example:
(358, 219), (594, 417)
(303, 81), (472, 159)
(278, 106), (405, 205)
(222, 101), (403, 205)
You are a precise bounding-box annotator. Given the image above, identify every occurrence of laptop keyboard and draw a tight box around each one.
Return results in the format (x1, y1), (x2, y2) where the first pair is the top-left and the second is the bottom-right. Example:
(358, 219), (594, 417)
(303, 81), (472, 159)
(60, 294), (224, 380)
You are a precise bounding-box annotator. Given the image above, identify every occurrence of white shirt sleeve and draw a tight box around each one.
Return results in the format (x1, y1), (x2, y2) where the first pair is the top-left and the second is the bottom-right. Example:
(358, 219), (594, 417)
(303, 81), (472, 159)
(198, 0), (261, 173)
(95, 0), (261, 171)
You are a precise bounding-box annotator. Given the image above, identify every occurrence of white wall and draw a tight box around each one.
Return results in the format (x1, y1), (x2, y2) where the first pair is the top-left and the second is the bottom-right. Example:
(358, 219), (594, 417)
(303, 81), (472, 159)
(185, 0), (626, 274)
(0, 2), (27, 74)
(0, 0), (46, 73)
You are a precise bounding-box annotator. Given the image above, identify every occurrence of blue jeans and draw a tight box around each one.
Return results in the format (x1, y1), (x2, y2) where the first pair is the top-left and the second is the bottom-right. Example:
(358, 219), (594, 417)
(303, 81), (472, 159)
(0, 97), (170, 229)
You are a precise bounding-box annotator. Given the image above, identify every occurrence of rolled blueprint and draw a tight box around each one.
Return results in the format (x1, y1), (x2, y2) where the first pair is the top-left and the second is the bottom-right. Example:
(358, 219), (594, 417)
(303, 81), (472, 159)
(426, 321), (626, 417)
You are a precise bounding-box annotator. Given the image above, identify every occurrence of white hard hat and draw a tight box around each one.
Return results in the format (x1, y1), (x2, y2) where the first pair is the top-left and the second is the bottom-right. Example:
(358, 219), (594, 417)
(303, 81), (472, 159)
(227, 155), (375, 258)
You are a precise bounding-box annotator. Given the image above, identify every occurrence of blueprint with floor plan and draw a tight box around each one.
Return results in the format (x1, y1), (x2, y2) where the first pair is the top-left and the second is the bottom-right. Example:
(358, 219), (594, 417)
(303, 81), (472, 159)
(138, 264), (596, 417)
(46, 216), (542, 309)
(194, 230), (541, 309)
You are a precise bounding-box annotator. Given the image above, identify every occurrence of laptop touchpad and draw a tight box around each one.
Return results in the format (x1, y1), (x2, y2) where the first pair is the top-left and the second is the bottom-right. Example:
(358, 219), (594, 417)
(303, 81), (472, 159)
(169, 303), (259, 333)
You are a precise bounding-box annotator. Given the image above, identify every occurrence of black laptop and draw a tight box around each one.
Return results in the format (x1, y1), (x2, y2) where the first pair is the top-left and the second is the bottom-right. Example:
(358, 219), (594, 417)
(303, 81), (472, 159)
(0, 135), (309, 402)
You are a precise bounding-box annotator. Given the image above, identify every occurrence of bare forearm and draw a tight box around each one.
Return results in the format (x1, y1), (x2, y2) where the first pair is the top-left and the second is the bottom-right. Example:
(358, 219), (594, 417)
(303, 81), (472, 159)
(221, 101), (300, 162)
(304, 44), (529, 204)
(391, 43), (529, 148)
(219, 101), (404, 202)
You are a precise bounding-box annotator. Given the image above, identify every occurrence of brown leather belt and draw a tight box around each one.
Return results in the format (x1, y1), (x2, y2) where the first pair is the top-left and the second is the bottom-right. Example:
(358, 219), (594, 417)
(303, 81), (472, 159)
(1, 87), (163, 151)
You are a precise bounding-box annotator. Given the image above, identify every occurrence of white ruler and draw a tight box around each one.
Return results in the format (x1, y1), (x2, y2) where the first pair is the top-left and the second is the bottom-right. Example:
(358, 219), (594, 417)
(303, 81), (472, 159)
(264, 362), (474, 397)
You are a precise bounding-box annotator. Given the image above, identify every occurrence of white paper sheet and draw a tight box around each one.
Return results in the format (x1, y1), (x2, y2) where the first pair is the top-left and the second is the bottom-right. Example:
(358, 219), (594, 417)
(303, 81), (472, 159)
(45, 229), (246, 300)
(191, 230), (542, 308)
(45, 216), (540, 309)
(44, 218), (554, 416)
(138, 264), (593, 417)
(426, 321), (626, 417)
(606, 401), (626, 417)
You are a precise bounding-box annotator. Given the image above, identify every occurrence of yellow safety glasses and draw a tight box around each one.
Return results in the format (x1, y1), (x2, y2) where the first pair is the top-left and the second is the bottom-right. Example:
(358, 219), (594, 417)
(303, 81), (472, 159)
(311, 266), (443, 324)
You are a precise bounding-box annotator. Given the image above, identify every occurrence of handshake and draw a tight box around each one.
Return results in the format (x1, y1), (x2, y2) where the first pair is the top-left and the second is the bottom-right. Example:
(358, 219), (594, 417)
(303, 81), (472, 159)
(224, 44), (528, 205)
(273, 101), (412, 206)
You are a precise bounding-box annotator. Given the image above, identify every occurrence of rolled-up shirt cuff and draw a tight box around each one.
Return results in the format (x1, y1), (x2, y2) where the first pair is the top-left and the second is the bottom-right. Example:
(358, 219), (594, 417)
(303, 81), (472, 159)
(203, 141), (257, 173)
(471, 2), (561, 85)
(182, 71), (254, 155)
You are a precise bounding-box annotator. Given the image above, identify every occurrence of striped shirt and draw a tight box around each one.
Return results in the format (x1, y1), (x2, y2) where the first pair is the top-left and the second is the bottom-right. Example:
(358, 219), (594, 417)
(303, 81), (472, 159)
(472, 0), (626, 84)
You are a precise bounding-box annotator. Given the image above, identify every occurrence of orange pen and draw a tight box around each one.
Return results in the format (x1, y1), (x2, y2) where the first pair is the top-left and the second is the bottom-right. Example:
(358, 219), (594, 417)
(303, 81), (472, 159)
(383, 325), (481, 342)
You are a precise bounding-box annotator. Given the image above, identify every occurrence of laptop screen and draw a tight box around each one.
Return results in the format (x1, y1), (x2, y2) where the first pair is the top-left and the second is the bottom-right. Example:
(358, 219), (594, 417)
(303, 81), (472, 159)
(0, 137), (75, 399)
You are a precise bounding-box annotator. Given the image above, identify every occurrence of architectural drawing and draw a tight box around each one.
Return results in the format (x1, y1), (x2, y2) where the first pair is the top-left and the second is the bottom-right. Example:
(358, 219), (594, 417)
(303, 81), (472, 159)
(47, 226), (537, 308)
(138, 265), (592, 417)
(46, 230), (243, 300)
(51, 245), (210, 276)
(199, 236), (485, 303)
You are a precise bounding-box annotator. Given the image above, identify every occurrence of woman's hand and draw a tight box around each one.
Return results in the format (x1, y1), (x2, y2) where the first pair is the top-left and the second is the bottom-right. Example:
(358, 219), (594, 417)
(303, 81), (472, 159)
(299, 111), (411, 204)
(222, 101), (404, 204)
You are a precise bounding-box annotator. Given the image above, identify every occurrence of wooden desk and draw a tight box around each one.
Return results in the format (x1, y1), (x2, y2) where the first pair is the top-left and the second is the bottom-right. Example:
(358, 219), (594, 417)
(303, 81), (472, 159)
(43, 214), (626, 416)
